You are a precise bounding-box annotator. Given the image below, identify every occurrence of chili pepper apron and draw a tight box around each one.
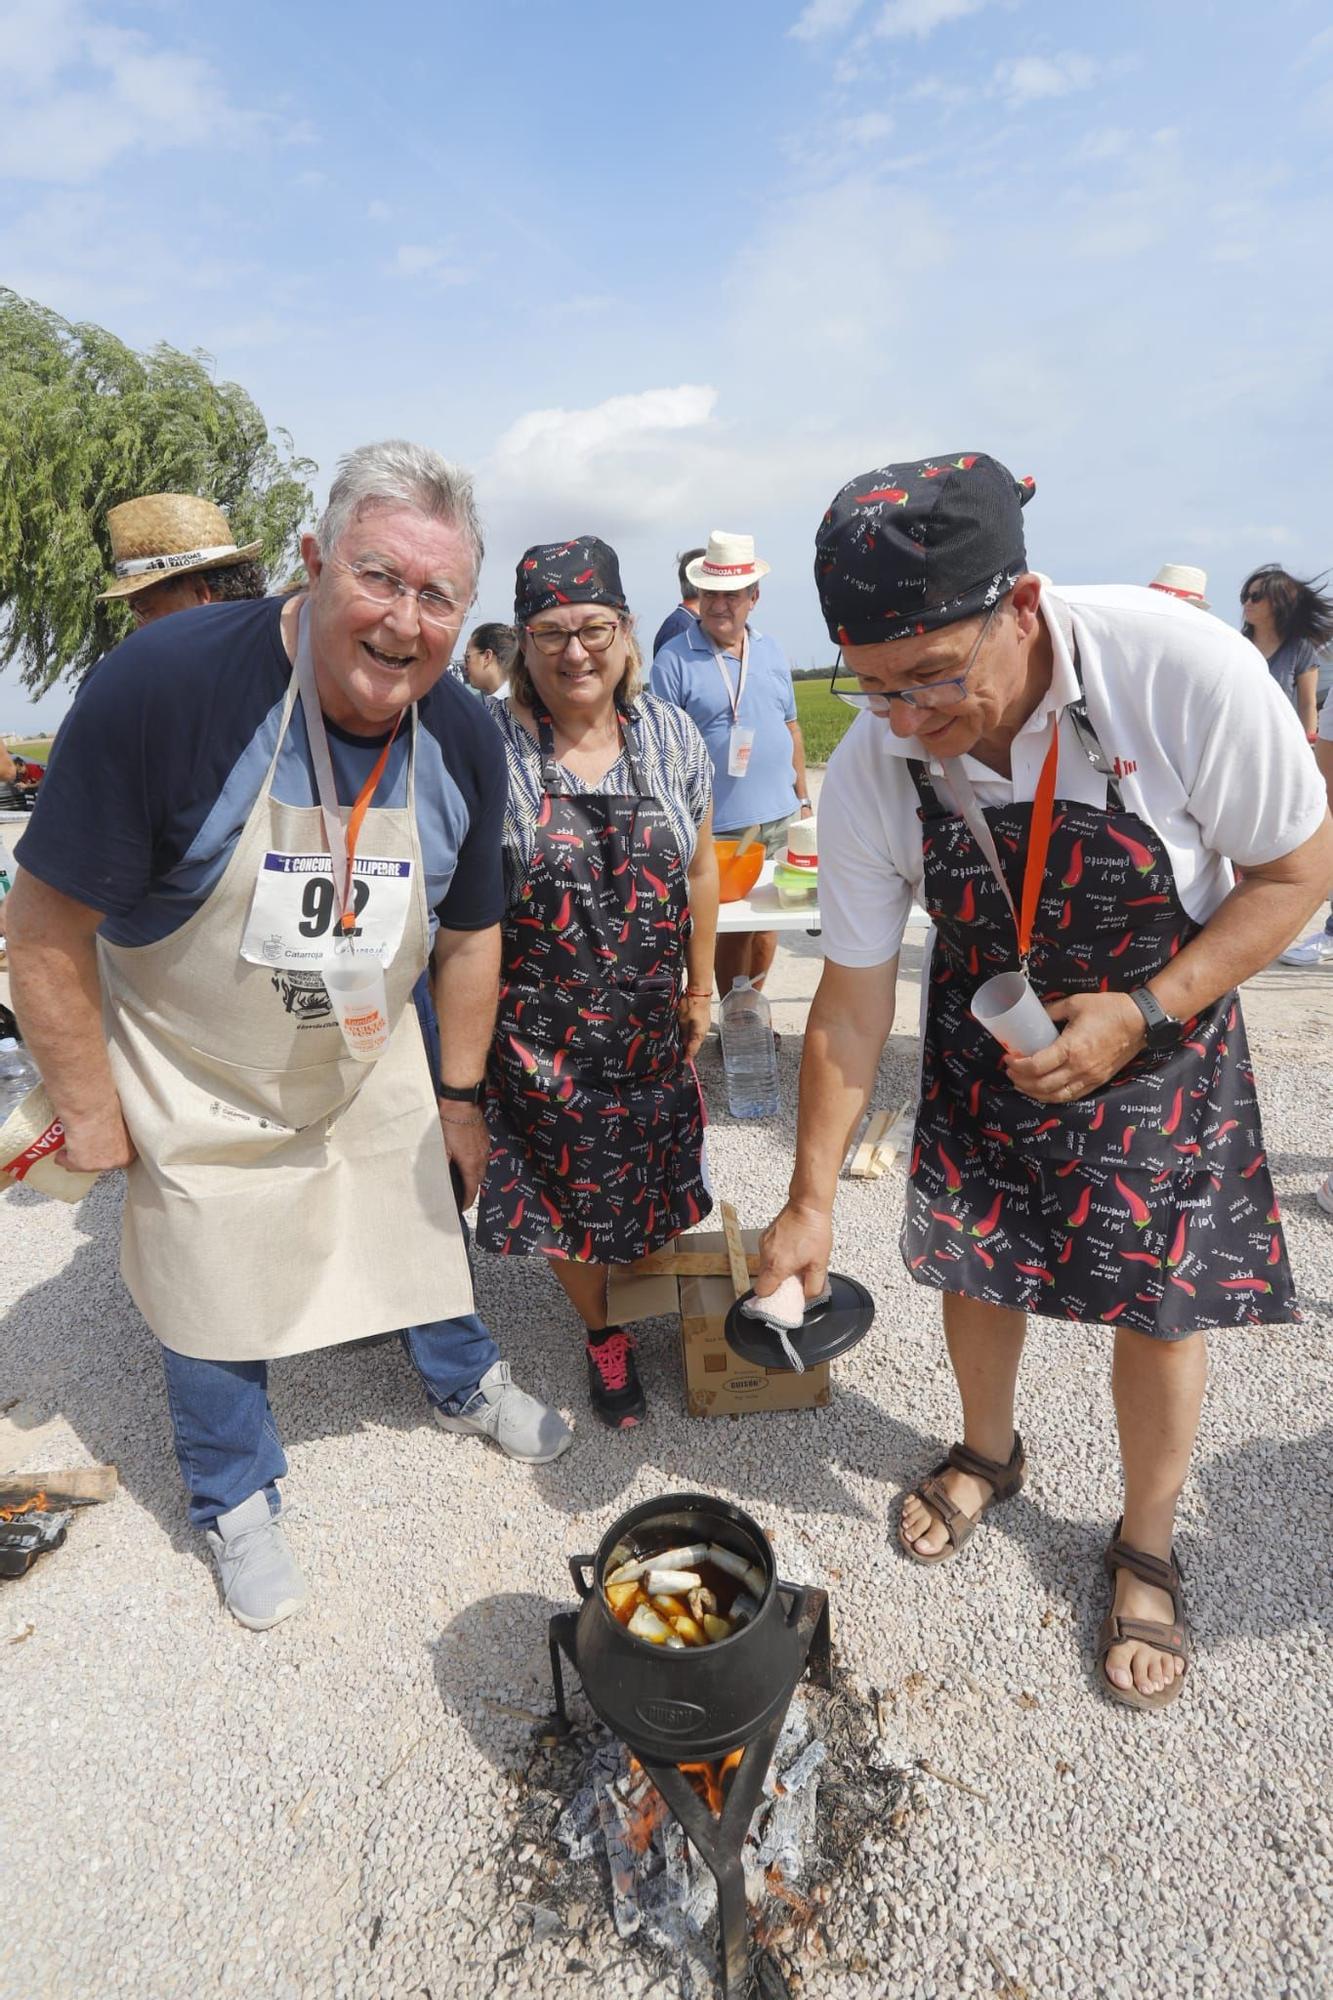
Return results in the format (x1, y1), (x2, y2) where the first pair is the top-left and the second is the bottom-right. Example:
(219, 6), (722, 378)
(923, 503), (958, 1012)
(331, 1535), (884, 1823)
(475, 707), (711, 1263)
(902, 661), (1296, 1337)
(97, 640), (473, 1361)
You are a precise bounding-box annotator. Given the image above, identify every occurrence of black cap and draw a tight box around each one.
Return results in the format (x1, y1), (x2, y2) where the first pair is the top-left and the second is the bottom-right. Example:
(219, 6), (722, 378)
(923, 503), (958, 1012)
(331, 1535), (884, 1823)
(814, 452), (1035, 645)
(514, 536), (628, 626)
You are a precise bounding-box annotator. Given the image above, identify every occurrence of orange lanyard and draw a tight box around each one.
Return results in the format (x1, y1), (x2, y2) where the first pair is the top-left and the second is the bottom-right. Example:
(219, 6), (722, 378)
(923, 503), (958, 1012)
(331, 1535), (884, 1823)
(337, 714), (402, 933)
(1017, 715), (1061, 963)
(942, 712), (1061, 970)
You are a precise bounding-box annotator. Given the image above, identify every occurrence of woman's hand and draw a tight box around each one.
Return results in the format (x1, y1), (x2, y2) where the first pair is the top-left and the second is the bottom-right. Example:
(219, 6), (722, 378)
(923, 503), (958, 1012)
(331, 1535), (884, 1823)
(1003, 992), (1147, 1103)
(757, 1199), (833, 1301)
(677, 991), (712, 1063)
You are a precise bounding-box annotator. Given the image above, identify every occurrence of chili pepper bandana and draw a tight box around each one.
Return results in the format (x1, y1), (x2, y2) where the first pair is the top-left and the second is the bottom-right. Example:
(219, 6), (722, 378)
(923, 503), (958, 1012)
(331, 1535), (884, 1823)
(514, 536), (628, 625)
(814, 453), (1036, 645)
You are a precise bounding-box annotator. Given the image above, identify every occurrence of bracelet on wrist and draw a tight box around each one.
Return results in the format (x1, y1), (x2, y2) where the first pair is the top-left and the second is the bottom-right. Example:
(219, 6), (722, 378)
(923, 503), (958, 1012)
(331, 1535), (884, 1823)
(684, 987), (713, 998)
(438, 1109), (486, 1127)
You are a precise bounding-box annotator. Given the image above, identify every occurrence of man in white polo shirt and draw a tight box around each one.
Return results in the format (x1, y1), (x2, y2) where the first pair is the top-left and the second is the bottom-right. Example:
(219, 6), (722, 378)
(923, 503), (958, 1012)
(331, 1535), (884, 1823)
(757, 452), (1331, 1712)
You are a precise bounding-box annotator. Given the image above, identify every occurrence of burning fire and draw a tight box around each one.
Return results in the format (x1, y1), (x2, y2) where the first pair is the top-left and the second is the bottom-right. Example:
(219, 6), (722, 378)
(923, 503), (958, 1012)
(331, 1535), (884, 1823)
(0, 1492), (47, 1522)
(624, 1746), (745, 1845)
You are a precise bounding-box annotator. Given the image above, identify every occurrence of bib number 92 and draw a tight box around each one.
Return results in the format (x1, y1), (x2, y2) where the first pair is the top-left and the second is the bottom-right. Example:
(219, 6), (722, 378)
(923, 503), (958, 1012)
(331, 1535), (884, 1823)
(298, 877), (370, 939)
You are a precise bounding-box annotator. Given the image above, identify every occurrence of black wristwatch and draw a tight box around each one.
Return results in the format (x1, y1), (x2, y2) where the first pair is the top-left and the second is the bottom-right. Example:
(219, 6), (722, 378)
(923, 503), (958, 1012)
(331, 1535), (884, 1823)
(437, 1079), (486, 1105)
(1128, 987), (1182, 1052)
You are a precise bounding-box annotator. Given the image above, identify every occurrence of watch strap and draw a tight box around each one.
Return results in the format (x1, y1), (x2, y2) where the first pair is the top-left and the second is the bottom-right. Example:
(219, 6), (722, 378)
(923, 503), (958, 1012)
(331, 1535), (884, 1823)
(437, 1079), (486, 1105)
(1128, 987), (1178, 1046)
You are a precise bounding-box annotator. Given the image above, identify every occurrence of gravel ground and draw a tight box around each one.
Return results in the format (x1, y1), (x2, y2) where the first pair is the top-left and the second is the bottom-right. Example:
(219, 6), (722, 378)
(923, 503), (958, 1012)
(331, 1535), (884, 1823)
(3, 856), (1331, 1999)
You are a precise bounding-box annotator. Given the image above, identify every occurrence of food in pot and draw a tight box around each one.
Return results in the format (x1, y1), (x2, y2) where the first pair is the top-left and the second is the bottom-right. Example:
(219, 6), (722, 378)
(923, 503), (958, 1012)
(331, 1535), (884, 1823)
(603, 1529), (768, 1646)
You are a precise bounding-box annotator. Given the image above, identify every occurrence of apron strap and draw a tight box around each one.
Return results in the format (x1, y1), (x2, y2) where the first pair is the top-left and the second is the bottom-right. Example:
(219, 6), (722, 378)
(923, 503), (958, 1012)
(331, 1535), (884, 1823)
(533, 701), (649, 799)
(1043, 595), (1124, 811)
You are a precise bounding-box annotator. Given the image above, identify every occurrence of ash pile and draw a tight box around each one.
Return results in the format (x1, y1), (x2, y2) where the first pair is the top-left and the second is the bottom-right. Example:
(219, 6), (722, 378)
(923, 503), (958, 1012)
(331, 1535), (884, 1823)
(507, 1672), (924, 1998)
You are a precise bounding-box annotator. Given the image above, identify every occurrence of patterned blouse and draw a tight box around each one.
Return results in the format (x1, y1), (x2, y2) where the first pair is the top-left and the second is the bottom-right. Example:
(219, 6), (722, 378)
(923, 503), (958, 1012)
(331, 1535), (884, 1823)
(483, 692), (713, 908)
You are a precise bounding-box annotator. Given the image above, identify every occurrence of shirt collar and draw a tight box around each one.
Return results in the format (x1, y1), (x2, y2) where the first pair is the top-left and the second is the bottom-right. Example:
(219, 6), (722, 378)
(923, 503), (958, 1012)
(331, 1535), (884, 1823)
(684, 618), (761, 655)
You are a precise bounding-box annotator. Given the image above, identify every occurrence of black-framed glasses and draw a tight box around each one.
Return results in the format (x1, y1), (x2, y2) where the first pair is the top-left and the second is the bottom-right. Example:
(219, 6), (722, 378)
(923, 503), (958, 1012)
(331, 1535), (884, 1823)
(332, 558), (462, 628)
(1240, 589), (1265, 606)
(525, 618), (622, 657)
(829, 604), (998, 713)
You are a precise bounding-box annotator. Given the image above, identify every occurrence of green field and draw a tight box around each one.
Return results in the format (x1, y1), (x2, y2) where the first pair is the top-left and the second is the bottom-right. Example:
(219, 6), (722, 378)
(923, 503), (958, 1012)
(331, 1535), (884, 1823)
(9, 738), (54, 759)
(794, 675), (856, 764)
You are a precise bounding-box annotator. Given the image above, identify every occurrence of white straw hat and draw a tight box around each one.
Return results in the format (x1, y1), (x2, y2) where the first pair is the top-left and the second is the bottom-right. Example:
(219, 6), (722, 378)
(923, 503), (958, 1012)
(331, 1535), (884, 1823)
(685, 531), (771, 594)
(98, 494), (264, 602)
(1148, 564), (1209, 610)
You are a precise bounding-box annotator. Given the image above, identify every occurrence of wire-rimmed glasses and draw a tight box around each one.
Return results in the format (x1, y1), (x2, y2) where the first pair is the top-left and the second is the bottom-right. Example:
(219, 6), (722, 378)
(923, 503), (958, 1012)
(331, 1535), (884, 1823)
(829, 604), (998, 713)
(332, 558), (462, 629)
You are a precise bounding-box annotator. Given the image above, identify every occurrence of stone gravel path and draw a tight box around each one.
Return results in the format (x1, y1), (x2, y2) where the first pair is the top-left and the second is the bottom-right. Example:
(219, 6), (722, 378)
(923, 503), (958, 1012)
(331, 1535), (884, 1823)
(3, 912), (1331, 1999)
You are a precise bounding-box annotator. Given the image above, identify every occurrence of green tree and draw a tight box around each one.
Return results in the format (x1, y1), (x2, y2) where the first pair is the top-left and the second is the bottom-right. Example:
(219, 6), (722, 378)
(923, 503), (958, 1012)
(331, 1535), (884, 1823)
(0, 289), (316, 693)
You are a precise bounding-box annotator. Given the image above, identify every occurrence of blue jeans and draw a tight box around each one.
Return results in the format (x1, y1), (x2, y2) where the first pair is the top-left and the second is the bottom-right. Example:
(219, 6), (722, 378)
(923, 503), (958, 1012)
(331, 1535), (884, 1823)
(160, 1236), (498, 1527)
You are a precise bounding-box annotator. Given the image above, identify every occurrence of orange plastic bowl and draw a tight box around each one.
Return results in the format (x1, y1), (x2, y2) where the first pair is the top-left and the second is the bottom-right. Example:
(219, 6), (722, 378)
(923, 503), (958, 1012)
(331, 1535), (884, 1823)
(713, 837), (764, 902)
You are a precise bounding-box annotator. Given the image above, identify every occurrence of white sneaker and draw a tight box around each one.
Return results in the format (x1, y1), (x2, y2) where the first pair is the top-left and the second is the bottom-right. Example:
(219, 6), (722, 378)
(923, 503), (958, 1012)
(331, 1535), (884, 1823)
(433, 1360), (573, 1463)
(1279, 930), (1333, 967)
(1315, 1175), (1333, 1217)
(204, 1492), (308, 1630)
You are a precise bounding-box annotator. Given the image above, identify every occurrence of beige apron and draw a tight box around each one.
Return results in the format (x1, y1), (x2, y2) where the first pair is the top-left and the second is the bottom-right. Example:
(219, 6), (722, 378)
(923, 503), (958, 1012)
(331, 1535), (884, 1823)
(98, 636), (473, 1361)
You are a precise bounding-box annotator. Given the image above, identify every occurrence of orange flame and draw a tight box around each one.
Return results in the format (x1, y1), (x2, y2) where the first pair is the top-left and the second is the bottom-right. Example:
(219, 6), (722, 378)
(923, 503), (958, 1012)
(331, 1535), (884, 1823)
(0, 1492), (47, 1522)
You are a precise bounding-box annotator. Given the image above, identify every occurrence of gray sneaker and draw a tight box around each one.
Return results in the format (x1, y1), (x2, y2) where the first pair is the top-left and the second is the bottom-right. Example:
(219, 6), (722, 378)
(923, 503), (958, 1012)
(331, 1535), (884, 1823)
(433, 1360), (573, 1463)
(204, 1491), (308, 1630)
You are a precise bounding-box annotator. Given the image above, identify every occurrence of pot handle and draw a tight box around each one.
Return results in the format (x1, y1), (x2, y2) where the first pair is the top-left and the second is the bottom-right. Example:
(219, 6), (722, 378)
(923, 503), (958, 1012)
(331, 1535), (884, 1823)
(569, 1555), (596, 1599)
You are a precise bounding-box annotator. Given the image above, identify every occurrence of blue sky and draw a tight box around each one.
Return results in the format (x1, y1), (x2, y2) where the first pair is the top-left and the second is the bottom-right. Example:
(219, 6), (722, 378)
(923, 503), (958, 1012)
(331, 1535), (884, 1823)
(3, 0), (1332, 728)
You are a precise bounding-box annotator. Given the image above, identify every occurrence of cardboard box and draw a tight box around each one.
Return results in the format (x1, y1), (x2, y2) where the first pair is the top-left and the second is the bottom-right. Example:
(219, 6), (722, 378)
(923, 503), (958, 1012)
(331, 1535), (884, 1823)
(607, 1228), (831, 1420)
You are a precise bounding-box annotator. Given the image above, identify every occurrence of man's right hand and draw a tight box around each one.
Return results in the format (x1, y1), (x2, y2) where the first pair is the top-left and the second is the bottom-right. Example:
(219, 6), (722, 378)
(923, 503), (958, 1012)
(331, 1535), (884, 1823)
(756, 1199), (833, 1302)
(57, 1102), (137, 1174)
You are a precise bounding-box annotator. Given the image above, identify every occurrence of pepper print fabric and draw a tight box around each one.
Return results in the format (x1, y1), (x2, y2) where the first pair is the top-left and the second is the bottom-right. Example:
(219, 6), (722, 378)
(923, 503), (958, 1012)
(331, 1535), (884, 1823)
(475, 714), (711, 1264)
(903, 752), (1297, 1337)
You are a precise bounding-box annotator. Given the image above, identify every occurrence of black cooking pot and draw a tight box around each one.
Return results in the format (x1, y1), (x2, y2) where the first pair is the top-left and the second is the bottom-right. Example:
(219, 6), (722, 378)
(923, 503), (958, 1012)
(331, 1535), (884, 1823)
(565, 1491), (823, 1761)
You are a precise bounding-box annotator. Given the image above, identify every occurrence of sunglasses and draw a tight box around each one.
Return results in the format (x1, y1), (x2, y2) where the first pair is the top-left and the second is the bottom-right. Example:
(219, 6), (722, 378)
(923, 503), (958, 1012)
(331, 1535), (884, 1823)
(1240, 589), (1266, 606)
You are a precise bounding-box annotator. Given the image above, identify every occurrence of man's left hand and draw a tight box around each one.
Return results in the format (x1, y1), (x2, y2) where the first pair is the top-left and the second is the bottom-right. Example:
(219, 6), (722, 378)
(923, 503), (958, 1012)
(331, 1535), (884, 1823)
(439, 1109), (490, 1209)
(1003, 991), (1147, 1103)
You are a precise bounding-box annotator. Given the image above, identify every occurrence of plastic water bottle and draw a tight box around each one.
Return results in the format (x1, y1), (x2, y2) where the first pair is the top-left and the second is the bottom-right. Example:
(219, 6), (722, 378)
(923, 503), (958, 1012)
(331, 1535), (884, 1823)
(720, 976), (779, 1118)
(0, 1037), (39, 1124)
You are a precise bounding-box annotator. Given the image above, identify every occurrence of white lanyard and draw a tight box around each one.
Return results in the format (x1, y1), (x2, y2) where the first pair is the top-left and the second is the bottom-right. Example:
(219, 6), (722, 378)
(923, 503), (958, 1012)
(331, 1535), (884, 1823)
(710, 631), (750, 722)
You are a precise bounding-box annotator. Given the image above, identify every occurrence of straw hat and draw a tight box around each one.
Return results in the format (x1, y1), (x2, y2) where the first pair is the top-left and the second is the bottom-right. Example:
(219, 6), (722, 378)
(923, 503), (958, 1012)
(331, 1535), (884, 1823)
(684, 531), (771, 594)
(1148, 564), (1209, 610)
(98, 494), (263, 601)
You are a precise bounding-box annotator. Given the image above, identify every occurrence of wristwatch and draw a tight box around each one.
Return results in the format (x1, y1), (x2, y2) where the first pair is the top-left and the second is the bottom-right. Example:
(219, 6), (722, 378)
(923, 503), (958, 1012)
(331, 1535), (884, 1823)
(437, 1079), (486, 1105)
(1127, 987), (1182, 1052)
(797, 796), (813, 814)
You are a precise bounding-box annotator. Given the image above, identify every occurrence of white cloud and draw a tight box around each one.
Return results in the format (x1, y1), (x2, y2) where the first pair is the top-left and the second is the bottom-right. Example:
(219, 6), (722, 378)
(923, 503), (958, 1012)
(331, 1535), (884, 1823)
(366, 199), (392, 221)
(488, 386), (719, 531)
(389, 245), (471, 284)
(0, 0), (259, 182)
(788, 0), (866, 38)
(874, 0), (988, 41)
(843, 110), (894, 143)
(995, 53), (1097, 106)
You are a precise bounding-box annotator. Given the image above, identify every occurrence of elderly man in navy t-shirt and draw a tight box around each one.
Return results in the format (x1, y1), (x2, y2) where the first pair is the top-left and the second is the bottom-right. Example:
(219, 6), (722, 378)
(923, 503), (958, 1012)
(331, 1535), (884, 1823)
(650, 532), (813, 998)
(8, 440), (572, 1631)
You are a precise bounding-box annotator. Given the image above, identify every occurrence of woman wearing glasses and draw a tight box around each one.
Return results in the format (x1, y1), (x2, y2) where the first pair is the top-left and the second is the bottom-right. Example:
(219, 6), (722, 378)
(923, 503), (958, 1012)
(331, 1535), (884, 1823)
(474, 538), (717, 1428)
(757, 454), (1332, 1710)
(1239, 564), (1333, 737)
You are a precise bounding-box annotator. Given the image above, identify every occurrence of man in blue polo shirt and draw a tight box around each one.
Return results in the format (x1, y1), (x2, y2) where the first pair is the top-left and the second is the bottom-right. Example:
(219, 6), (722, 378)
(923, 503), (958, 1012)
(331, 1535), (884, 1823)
(650, 531), (812, 996)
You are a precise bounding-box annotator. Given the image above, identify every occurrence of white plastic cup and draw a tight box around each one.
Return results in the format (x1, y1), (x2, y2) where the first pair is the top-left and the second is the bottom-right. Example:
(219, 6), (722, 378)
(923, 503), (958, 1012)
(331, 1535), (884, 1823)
(323, 955), (391, 1062)
(970, 970), (1059, 1056)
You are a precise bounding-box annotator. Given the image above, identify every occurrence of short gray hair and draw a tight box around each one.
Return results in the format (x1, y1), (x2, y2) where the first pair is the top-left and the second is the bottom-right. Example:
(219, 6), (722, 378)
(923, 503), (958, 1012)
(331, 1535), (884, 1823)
(316, 439), (484, 581)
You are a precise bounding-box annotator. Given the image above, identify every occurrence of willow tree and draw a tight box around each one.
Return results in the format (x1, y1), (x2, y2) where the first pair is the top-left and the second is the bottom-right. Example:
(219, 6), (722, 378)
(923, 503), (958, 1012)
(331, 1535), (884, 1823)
(0, 289), (316, 693)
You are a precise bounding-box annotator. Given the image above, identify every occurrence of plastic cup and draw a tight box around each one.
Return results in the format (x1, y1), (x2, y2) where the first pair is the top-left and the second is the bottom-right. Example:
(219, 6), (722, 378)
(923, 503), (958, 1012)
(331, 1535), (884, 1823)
(970, 971), (1058, 1056)
(323, 955), (391, 1061)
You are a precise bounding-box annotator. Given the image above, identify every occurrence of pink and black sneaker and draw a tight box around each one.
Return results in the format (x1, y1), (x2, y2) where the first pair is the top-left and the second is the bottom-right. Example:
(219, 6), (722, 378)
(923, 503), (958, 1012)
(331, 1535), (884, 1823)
(585, 1326), (646, 1429)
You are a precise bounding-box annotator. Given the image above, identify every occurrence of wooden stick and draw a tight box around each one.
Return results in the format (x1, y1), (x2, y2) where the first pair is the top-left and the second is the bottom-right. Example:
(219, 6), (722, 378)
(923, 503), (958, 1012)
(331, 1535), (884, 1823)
(719, 1201), (752, 1300)
(848, 1109), (893, 1178)
(630, 1248), (762, 1277)
(0, 1466), (118, 1508)
(870, 1099), (916, 1174)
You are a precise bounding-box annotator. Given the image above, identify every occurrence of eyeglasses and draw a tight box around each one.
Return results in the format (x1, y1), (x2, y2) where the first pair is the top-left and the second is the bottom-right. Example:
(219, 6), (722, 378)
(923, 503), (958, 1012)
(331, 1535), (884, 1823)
(332, 558), (462, 628)
(525, 618), (622, 657)
(829, 605), (998, 713)
(1240, 589), (1266, 606)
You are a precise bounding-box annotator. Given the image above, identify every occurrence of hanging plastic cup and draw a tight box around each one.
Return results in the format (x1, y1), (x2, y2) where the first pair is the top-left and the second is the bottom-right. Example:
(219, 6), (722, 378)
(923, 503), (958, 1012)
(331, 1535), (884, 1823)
(323, 954), (391, 1062)
(970, 971), (1059, 1056)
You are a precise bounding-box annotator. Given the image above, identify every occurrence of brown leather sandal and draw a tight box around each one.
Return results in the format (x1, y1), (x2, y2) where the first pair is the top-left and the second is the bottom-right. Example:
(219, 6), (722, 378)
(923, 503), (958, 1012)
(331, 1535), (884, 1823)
(897, 1433), (1027, 1565)
(1097, 1520), (1190, 1712)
